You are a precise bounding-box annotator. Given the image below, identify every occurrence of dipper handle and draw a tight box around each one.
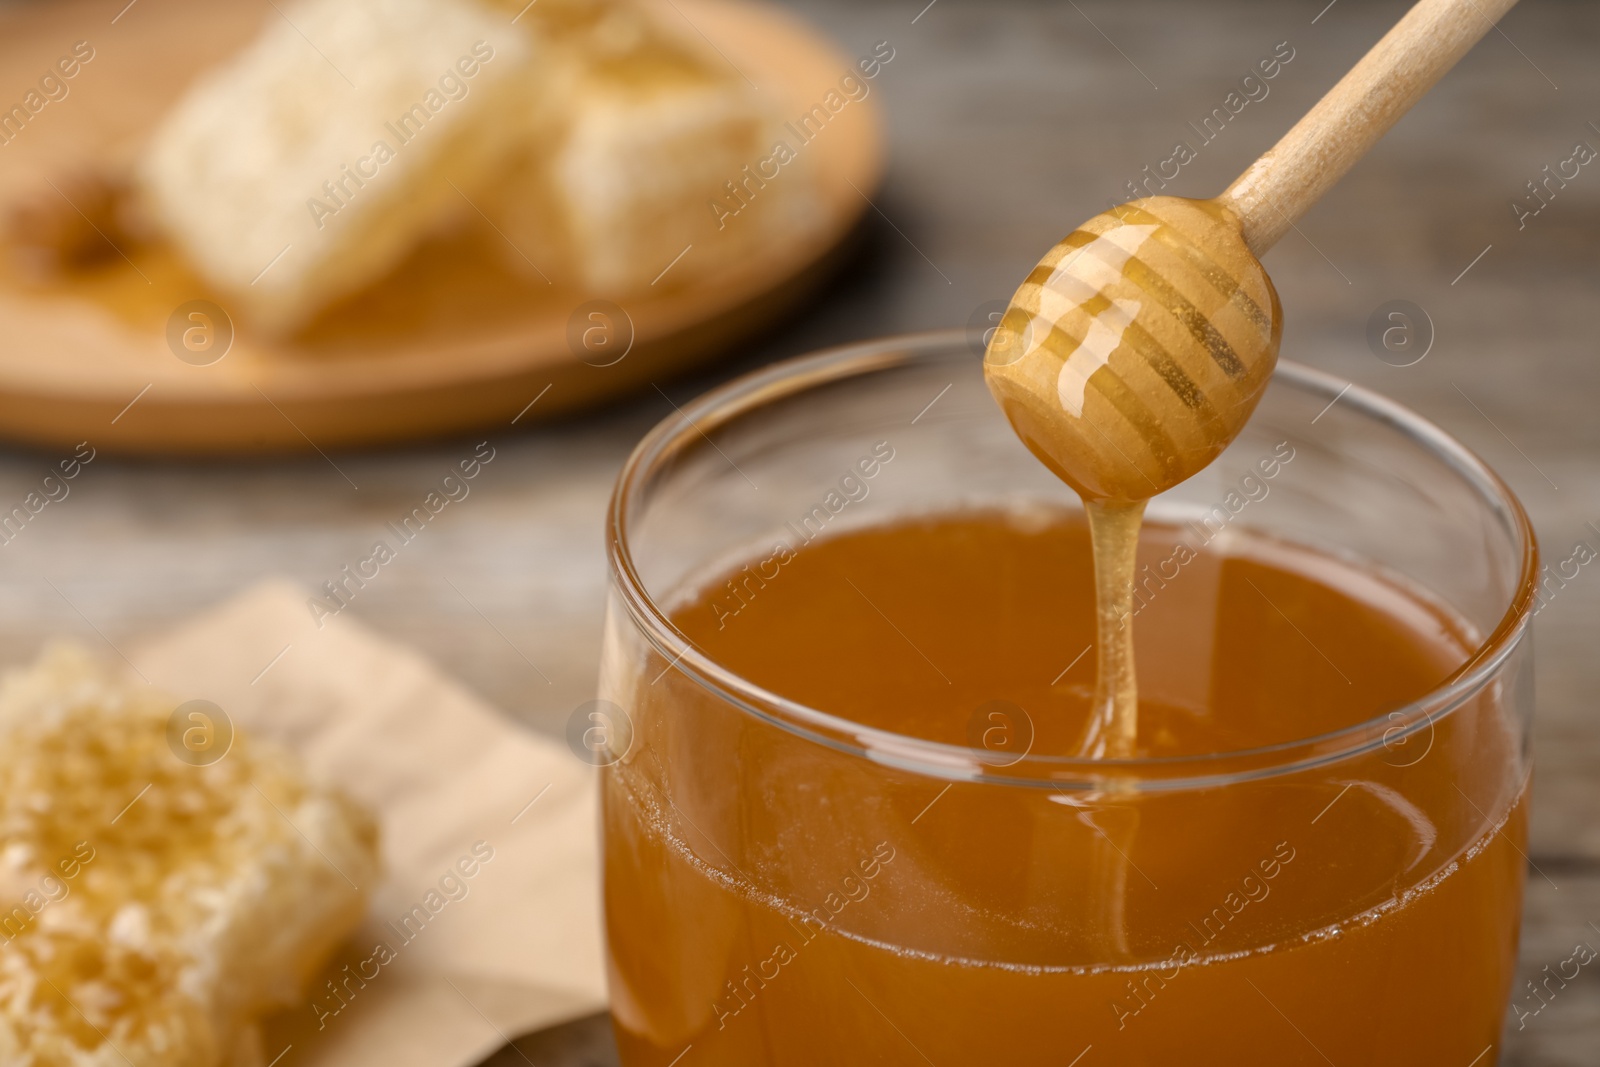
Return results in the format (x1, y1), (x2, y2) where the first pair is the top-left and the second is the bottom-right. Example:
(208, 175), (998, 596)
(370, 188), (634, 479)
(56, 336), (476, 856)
(1221, 0), (1519, 255)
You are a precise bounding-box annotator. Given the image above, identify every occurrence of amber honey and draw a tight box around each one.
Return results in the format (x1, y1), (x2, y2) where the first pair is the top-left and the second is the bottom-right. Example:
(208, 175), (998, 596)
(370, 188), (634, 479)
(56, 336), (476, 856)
(604, 509), (1526, 1065)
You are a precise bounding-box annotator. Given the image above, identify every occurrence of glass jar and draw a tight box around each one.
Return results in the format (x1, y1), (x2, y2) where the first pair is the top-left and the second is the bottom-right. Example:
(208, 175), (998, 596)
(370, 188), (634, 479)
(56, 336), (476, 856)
(597, 332), (1536, 1066)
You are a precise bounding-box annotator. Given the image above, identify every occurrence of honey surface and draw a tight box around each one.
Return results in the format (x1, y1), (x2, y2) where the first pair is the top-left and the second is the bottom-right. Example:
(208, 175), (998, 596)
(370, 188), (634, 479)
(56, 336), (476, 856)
(606, 510), (1525, 1065)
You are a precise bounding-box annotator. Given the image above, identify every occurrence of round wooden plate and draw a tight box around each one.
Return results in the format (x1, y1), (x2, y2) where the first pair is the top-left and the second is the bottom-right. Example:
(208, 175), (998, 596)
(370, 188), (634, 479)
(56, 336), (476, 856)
(0, 0), (884, 454)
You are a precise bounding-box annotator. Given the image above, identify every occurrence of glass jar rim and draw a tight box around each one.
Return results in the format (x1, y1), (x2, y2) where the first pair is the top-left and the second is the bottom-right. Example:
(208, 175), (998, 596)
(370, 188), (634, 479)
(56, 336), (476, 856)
(607, 330), (1539, 792)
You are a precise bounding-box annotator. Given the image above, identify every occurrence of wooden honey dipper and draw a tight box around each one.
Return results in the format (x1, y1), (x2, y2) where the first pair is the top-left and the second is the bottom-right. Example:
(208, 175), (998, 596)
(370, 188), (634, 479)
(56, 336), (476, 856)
(984, 0), (1520, 758)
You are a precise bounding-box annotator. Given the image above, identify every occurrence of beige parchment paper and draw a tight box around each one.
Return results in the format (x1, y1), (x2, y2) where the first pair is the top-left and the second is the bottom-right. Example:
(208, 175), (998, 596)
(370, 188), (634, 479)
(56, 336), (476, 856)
(134, 580), (608, 1067)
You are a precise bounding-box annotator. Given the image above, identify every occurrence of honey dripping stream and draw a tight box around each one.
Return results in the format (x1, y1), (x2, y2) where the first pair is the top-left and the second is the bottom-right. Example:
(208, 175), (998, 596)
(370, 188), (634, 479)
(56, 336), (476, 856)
(1077, 497), (1147, 960)
(1077, 497), (1148, 760)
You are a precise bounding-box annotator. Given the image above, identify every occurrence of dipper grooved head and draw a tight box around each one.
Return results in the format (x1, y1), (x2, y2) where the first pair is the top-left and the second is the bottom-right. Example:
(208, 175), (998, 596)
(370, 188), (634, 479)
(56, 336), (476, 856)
(984, 197), (1281, 503)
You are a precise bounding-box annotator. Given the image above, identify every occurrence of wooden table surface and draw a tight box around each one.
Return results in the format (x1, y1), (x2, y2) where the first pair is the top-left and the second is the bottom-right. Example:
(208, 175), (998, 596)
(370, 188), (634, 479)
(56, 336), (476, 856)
(0, 0), (1594, 1062)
